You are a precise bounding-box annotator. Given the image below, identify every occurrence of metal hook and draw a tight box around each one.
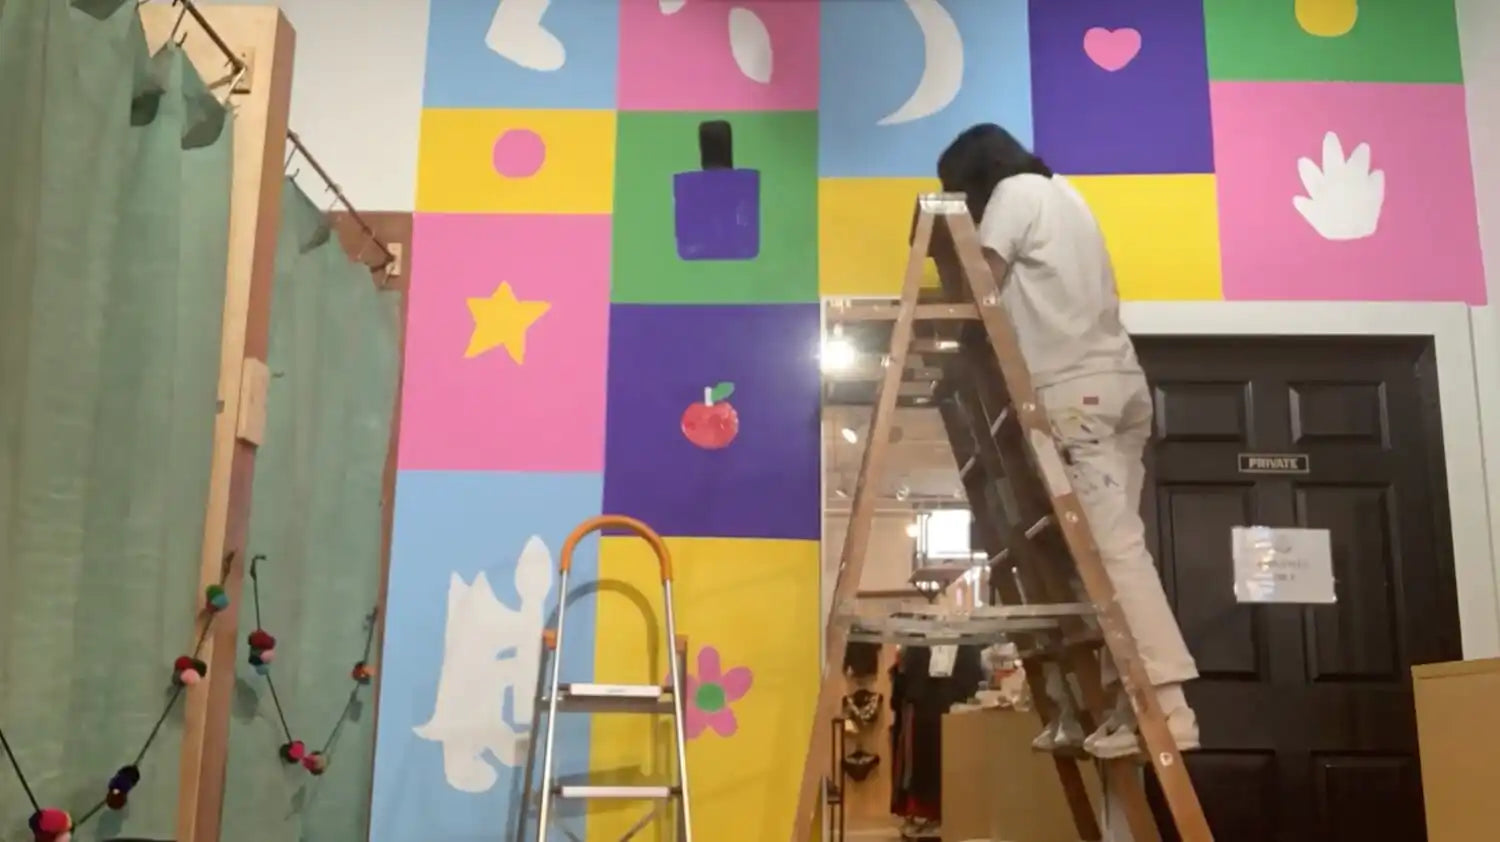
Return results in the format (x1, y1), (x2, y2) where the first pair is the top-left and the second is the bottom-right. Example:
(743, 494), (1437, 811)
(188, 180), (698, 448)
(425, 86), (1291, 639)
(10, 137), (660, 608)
(168, 3), (188, 43)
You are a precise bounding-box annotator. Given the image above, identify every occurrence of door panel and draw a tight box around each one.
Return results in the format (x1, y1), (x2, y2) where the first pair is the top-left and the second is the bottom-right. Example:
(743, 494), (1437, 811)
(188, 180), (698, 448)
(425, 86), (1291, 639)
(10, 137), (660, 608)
(1133, 337), (1459, 842)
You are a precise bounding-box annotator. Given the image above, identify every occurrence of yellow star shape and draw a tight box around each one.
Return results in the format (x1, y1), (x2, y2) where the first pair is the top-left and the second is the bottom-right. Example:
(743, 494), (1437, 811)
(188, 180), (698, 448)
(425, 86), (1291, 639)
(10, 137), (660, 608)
(465, 281), (551, 363)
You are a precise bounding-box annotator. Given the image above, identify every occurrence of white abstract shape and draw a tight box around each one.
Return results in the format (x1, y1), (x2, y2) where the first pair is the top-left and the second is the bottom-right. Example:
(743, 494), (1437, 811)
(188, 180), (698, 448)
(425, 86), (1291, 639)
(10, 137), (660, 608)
(878, 0), (963, 126)
(728, 7), (773, 84)
(1292, 130), (1385, 241)
(659, 0), (687, 14)
(413, 539), (556, 793)
(485, 0), (566, 72)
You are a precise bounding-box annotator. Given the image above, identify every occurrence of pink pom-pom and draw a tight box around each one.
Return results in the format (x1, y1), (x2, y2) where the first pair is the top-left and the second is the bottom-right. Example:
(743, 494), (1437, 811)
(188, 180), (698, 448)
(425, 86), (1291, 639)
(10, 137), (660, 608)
(179, 670), (201, 686)
(259, 648), (276, 664)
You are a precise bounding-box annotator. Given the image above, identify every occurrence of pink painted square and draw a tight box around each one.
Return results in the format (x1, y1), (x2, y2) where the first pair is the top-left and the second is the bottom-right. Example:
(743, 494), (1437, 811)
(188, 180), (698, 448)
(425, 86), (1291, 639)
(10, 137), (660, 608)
(1211, 81), (1484, 304)
(618, 0), (819, 111)
(398, 214), (611, 471)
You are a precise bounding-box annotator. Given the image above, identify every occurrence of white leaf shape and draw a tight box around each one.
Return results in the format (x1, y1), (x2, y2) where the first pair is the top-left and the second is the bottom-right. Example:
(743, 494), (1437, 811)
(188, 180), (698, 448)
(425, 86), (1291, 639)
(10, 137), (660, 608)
(728, 7), (773, 84)
(1292, 130), (1385, 241)
(660, 0), (686, 13)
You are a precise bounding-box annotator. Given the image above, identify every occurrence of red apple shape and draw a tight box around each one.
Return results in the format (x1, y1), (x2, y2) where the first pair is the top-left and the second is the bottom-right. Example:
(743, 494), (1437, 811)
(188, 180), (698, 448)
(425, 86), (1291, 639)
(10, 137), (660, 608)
(681, 381), (740, 450)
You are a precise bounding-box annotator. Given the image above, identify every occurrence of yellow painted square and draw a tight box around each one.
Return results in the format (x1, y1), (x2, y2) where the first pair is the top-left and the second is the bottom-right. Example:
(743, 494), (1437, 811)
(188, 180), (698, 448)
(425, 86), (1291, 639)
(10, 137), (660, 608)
(589, 537), (819, 842)
(1066, 173), (1224, 301)
(416, 108), (615, 214)
(819, 177), (942, 296)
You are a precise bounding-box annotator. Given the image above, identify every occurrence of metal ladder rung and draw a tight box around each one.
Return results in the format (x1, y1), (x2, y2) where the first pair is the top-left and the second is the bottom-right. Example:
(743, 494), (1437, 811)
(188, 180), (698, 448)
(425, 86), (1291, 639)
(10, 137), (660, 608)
(544, 682), (675, 714)
(555, 784), (678, 800)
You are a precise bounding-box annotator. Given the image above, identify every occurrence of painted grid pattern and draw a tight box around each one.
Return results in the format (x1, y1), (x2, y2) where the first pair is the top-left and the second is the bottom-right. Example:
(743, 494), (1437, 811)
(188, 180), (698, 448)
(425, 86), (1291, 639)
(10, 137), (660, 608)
(372, 2), (1479, 841)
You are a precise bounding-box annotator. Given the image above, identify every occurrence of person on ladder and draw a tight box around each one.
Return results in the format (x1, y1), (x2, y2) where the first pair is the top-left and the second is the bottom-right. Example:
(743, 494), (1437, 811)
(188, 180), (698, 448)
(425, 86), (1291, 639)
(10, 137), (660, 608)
(936, 123), (1199, 760)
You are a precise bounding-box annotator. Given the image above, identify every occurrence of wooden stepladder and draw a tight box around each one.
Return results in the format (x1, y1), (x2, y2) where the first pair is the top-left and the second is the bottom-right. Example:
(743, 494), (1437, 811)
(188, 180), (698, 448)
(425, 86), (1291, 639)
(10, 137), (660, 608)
(790, 193), (1215, 842)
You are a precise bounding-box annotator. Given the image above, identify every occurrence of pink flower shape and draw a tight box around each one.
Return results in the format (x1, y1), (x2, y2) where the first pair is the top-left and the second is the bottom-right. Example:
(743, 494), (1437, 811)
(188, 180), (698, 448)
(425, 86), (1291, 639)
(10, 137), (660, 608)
(683, 645), (753, 739)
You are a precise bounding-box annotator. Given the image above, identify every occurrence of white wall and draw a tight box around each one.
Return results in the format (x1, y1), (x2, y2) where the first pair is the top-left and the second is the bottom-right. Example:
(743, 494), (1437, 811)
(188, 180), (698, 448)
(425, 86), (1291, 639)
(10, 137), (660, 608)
(1455, 0), (1500, 659)
(170, 0), (428, 211)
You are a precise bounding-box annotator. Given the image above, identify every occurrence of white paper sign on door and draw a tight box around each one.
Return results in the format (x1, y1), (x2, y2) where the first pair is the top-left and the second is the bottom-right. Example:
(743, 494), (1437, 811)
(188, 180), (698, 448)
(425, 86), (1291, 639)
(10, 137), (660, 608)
(1231, 526), (1336, 604)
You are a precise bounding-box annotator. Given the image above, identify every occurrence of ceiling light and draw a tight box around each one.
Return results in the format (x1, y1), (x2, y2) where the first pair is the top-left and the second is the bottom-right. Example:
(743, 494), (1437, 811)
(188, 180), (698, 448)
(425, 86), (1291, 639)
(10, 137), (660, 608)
(904, 521), (920, 538)
(895, 485), (910, 501)
(821, 325), (856, 373)
(840, 427), (858, 444)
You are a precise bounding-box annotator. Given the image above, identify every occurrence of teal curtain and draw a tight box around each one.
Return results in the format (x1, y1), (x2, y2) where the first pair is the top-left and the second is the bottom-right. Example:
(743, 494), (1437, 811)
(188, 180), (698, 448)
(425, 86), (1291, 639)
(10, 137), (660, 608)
(221, 182), (401, 842)
(0, 1), (233, 840)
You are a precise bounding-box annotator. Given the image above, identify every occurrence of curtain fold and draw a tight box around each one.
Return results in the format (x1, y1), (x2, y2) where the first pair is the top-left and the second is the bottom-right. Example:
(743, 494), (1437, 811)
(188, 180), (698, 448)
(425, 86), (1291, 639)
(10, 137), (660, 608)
(0, 1), (233, 839)
(220, 180), (400, 842)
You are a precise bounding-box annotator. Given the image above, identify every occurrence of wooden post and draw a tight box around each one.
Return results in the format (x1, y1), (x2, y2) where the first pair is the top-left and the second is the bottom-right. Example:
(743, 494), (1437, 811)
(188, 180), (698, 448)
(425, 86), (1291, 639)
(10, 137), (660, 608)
(138, 7), (296, 842)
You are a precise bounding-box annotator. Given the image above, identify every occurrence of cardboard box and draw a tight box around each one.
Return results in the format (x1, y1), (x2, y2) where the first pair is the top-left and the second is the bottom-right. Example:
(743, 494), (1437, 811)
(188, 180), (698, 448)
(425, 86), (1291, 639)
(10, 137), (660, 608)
(1412, 658), (1500, 841)
(941, 708), (1102, 842)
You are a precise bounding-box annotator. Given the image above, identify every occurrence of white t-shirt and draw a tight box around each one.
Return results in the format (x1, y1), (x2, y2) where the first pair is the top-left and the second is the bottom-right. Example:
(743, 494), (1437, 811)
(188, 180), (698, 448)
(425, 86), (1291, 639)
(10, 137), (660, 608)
(976, 173), (1142, 388)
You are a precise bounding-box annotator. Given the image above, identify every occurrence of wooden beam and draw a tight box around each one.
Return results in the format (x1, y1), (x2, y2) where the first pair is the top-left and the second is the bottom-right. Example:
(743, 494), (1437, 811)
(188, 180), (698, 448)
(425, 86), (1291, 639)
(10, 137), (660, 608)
(139, 7), (296, 842)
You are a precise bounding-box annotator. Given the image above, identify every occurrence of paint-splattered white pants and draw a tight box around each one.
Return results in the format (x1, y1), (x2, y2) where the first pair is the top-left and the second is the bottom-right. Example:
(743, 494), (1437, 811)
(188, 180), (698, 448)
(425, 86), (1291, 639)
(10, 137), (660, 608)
(1036, 371), (1199, 687)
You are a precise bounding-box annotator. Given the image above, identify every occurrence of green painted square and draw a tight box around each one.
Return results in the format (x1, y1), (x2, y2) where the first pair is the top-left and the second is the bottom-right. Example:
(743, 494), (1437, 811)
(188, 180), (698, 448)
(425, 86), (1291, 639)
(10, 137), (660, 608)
(1204, 0), (1461, 83)
(612, 111), (818, 303)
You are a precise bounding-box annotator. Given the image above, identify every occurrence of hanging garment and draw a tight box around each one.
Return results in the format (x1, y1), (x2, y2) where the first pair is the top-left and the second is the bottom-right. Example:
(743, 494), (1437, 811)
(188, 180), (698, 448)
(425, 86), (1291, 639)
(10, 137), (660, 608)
(842, 688), (883, 728)
(842, 750), (881, 782)
(887, 644), (984, 821)
(843, 640), (882, 678)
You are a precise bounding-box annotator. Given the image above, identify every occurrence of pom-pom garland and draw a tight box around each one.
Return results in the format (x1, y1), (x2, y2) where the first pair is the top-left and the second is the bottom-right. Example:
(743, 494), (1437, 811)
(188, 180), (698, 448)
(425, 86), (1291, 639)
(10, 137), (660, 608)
(105, 764), (141, 810)
(3, 566), (235, 837)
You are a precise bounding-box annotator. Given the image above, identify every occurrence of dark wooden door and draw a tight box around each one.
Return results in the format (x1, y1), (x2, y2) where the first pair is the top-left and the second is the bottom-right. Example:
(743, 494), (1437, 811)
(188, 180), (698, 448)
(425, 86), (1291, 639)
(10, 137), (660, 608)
(1133, 337), (1461, 842)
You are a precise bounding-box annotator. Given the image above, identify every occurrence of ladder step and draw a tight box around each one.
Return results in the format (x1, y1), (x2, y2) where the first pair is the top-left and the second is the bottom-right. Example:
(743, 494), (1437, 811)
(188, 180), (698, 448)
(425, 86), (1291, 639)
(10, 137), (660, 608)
(554, 784), (679, 800)
(545, 683), (675, 714)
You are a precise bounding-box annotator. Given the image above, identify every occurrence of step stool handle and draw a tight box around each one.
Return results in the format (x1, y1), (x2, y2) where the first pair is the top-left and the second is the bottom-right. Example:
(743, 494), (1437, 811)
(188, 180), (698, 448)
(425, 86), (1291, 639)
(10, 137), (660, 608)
(559, 515), (674, 582)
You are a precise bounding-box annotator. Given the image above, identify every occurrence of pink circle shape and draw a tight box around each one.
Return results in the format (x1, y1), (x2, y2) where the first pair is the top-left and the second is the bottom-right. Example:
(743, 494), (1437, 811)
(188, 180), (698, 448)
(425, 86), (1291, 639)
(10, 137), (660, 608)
(492, 129), (546, 178)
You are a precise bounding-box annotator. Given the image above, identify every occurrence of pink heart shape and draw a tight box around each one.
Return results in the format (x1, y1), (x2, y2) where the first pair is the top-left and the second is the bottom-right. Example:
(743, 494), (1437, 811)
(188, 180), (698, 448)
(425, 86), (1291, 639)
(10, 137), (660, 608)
(1083, 27), (1141, 72)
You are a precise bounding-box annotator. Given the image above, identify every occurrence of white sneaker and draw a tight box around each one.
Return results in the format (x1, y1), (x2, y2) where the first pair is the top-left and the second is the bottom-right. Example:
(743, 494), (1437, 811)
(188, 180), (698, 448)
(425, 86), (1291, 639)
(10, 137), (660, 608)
(1087, 707), (1200, 760)
(1080, 699), (1133, 755)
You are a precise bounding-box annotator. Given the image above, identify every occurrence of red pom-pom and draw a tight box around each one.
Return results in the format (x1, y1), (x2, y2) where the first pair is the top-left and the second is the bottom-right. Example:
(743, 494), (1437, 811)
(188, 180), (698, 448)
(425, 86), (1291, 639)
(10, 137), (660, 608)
(34, 808), (71, 834)
(352, 661), (375, 684)
(302, 751), (328, 775)
(248, 629), (276, 650)
(105, 789), (128, 810)
(280, 740), (306, 763)
(173, 656), (206, 685)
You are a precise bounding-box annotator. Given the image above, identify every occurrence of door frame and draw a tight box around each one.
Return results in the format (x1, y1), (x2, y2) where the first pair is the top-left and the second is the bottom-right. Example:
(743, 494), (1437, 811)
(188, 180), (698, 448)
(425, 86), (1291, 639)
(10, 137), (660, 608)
(1123, 300), (1499, 660)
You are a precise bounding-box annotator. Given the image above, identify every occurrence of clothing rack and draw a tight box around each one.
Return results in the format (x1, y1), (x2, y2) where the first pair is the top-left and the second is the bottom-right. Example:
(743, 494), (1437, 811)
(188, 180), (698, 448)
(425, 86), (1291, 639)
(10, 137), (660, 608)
(171, 0), (397, 274)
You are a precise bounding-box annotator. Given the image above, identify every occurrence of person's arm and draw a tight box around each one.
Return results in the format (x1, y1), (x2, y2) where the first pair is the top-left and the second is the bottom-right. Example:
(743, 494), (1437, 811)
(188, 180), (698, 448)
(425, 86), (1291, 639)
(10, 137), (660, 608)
(974, 176), (1044, 293)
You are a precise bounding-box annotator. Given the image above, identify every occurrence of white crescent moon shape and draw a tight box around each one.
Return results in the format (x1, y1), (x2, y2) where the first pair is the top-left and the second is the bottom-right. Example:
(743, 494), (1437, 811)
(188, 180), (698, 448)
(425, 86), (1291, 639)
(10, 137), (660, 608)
(878, 0), (963, 126)
(660, 0), (686, 14)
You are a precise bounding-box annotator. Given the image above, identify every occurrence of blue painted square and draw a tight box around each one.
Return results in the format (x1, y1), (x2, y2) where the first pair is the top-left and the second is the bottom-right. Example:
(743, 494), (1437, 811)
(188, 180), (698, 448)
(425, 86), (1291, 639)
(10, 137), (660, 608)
(602, 304), (822, 540)
(370, 471), (603, 842)
(820, 0), (1033, 178)
(423, 0), (620, 108)
(673, 168), (761, 260)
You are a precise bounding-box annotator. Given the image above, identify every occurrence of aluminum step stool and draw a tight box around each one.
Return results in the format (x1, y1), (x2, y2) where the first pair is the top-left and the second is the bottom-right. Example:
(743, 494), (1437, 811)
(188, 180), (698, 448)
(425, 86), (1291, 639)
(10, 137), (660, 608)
(514, 515), (693, 842)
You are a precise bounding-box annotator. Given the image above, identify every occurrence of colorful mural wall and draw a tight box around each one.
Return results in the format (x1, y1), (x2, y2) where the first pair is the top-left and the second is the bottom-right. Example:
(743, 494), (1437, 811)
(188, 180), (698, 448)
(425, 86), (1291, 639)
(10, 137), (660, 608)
(371, 1), (1484, 841)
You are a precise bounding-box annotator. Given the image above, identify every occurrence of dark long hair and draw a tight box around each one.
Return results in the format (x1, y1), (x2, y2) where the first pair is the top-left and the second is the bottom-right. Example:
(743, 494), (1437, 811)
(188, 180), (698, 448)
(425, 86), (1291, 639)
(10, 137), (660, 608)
(937, 124), (1053, 221)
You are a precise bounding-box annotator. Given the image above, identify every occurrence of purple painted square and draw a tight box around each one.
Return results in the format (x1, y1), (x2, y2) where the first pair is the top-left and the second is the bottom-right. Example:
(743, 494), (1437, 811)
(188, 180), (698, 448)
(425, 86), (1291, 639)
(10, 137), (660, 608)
(672, 168), (761, 261)
(1029, 0), (1214, 175)
(602, 304), (820, 540)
